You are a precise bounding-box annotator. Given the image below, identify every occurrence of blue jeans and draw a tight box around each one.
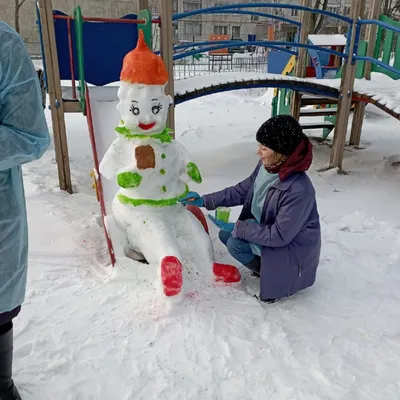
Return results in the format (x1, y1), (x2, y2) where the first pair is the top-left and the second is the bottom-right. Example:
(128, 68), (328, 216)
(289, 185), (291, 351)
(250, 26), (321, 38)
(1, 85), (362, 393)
(219, 230), (256, 265)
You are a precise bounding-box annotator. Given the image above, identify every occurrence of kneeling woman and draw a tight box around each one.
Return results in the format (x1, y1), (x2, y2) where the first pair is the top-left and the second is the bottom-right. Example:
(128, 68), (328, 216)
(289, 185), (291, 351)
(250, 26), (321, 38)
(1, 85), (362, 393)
(180, 115), (321, 303)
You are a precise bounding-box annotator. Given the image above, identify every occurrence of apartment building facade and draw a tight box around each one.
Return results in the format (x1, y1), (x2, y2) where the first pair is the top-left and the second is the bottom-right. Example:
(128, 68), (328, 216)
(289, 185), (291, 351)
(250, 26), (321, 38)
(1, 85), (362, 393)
(0, 0), (355, 55)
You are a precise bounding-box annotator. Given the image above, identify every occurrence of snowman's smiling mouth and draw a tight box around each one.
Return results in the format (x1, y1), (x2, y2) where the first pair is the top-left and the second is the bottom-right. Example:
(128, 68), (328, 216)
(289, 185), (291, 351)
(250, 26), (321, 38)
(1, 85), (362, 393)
(139, 122), (156, 131)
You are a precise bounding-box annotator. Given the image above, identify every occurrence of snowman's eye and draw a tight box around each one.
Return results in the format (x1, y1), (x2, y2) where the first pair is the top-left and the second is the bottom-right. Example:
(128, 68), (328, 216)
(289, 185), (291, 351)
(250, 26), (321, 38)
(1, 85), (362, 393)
(152, 103), (162, 115)
(129, 103), (140, 116)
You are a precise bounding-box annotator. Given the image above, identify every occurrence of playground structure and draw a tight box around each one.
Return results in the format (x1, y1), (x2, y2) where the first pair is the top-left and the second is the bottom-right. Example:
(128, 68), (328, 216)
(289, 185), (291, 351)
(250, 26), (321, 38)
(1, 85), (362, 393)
(271, 12), (400, 138)
(267, 34), (347, 79)
(268, 33), (352, 137)
(36, 0), (400, 265)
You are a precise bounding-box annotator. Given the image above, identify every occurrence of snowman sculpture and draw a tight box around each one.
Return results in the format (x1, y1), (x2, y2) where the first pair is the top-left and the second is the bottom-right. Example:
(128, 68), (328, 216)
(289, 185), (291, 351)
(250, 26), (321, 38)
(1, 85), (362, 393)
(99, 30), (241, 298)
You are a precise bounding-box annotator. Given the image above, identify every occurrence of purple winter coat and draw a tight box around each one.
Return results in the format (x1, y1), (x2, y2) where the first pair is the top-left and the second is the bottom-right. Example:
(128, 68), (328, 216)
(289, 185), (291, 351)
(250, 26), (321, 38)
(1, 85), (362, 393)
(203, 162), (321, 300)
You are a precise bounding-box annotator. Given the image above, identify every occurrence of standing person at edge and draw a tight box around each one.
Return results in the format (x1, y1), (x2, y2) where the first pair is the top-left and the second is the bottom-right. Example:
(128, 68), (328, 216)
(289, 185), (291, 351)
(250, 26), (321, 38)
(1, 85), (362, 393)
(0, 22), (50, 399)
(180, 115), (321, 304)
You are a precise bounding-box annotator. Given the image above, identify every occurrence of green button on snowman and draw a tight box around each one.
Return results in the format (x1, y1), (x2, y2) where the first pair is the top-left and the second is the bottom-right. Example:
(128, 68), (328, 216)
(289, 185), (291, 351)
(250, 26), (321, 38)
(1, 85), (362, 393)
(99, 30), (240, 298)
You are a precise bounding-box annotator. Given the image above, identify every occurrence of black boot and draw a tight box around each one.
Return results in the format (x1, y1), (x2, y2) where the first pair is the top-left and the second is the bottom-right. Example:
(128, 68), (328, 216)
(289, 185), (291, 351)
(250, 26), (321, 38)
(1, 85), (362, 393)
(0, 323), (22, 400)
(244, 257), (261, 277)
(253, 294), (279, 304)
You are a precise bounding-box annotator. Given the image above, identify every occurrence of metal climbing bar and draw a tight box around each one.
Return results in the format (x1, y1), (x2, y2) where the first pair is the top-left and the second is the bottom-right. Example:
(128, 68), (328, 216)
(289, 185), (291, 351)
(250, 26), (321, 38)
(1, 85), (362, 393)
(173, 41), (348, 61)
(173, 3), (353, 24)
(357, 19), (400, 35)
(352, 55), (400, 76)
(170, 40), (298, 55)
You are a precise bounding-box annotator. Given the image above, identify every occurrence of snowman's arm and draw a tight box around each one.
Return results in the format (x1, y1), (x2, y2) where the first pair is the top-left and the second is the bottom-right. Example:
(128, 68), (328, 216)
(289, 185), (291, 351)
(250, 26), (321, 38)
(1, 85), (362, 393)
(174, 141), (203, 184)
(99, 137), (131, 180)
(186, 162), (202, 184)
(100, 138), (143, 188)
(117, 170), (142, 188)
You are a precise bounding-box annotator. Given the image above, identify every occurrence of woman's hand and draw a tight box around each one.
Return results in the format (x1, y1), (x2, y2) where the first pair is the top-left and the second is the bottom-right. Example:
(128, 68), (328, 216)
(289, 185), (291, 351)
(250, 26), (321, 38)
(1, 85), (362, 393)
(179, 191), (204, 207)
(208, 215), (235, 232)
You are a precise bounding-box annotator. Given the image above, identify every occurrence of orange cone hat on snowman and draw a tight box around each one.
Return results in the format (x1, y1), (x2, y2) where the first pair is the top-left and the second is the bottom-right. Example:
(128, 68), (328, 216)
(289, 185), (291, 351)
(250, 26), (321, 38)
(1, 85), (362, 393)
(120, 30), (169, 85)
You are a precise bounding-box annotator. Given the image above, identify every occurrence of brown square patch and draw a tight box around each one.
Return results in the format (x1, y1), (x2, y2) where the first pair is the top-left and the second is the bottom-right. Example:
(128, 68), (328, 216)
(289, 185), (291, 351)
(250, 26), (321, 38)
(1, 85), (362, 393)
(135, 145), (156, 169)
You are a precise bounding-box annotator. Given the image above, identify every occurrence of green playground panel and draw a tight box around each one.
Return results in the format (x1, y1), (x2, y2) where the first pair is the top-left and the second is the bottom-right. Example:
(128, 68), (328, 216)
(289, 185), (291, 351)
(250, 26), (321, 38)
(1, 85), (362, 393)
(373, 15), (400, 80)
(138, 9), (152, 49)
(74, 5), (86, 114)
(271, 70), (293, 117)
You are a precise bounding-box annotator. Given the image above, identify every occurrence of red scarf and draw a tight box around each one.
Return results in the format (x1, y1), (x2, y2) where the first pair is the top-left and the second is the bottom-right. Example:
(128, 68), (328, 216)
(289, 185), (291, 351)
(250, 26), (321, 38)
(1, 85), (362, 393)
(265, 138), (313, 180)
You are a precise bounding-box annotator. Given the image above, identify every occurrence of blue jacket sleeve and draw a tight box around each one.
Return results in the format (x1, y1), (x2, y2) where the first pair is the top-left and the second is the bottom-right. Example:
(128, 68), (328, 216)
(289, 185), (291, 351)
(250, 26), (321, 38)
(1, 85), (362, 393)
(235, 191), (314, 247)
(0, 24), (50, 171)
(202, 163), (261, 210)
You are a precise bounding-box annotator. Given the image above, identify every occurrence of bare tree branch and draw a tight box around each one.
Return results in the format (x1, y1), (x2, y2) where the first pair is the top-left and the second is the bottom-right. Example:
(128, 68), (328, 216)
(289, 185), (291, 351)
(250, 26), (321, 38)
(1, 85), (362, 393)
(17, 0), (28, 10)
(313, 0), (330, 33)
(382, 0), (400, 18)
(14, 0), (28, 33)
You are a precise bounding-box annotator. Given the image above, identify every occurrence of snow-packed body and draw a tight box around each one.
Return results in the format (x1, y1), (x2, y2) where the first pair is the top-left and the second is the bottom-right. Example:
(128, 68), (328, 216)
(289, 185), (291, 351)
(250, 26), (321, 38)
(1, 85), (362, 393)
(111, 200), (215, 278)
(100, 128), (240, 296)
(99, 129), (203, 260)
(100, 131), (195, 204)
(98, 30), (240, 297)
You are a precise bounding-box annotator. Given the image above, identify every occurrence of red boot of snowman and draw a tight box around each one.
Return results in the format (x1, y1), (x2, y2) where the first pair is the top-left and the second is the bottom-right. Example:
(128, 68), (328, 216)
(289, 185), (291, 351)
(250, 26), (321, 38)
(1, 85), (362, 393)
(161, 256), (183, 297)
(213, 263), (241, 283)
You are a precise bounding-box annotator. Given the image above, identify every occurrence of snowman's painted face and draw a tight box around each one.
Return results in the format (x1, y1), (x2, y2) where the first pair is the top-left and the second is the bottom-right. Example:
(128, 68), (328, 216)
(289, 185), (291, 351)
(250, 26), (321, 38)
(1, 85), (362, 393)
(117, 82), (173, 134)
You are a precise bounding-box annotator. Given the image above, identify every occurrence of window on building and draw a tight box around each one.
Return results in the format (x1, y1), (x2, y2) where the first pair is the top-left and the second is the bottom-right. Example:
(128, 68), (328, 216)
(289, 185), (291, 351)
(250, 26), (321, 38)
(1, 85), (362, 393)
(343, 6), (350, 15)
(291, 8), (299, 17)
(251, 15), (260, 21)
(184, 21), (202, 36)
(287, 32), (296, 42)
(173, 21), (179, 35)
(183, 1), (202, 12)
(232, 26), (241, 38)
(327, 5), (339, 13)
(214, 25), (228, 35)
(172, 0), (178, 13)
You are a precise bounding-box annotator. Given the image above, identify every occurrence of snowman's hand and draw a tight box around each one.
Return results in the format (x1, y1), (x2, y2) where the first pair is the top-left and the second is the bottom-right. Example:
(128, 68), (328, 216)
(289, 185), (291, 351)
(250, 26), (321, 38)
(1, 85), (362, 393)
(187, 162), (202, 184)
(117, 171), (142, 188)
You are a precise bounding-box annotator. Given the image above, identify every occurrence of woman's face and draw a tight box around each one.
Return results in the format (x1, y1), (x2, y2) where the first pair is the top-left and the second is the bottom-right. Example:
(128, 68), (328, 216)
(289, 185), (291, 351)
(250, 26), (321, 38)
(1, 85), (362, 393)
(257, 143), (281, 166)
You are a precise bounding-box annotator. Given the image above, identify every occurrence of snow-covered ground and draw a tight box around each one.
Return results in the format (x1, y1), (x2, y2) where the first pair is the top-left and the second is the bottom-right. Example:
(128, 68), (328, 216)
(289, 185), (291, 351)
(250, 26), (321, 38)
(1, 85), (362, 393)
(17, 71), (400, 399)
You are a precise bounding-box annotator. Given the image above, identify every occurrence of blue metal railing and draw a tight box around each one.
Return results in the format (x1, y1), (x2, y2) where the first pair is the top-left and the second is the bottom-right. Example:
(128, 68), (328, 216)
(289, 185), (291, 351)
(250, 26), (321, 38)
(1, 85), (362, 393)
(172, 3), (352, 63)
(357, 19), (400, 35)
(173, 44), (297, 60)
(353, 56), (400, 76)
(171, 5), (400, 80)
(36, 3), (48, 93)
(173, 3), (353, 24)
(170, 40), (295, 55)
(200, 9), (301, 28)
(171, 41), (347, 61)
(352, 19), (400, 76)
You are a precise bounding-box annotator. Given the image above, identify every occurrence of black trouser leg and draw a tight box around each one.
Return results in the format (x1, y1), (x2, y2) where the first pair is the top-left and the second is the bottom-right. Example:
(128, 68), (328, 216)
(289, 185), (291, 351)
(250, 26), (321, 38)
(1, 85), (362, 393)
(0, 319), (22, 400)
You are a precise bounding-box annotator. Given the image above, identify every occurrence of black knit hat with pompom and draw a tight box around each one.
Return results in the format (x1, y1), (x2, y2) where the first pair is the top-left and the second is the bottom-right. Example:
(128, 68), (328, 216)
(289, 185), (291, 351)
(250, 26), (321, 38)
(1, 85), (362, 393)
(256, 115), (305, 156)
